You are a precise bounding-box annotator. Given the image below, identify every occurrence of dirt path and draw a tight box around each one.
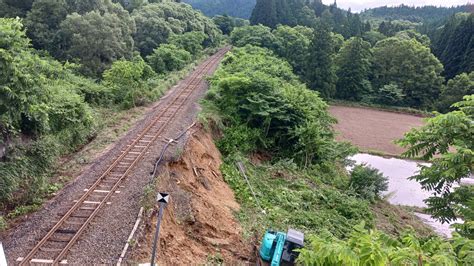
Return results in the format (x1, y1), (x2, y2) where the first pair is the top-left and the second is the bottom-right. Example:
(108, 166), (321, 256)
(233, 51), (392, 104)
(329, 105), (425, 155)
(2, 48), (230, 264)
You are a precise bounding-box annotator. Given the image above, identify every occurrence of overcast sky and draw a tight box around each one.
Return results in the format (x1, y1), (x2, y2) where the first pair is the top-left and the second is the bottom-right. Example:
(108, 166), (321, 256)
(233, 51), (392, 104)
(321, 0), (473, 12)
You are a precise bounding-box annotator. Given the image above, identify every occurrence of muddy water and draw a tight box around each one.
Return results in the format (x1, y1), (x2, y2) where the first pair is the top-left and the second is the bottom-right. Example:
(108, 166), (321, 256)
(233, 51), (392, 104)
(349, 153), (466, 238)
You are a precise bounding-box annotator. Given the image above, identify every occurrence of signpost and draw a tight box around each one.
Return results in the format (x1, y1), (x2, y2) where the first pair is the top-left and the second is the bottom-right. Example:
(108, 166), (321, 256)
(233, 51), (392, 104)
(0, 242), (7, 266)
(150, 192), (169, 266)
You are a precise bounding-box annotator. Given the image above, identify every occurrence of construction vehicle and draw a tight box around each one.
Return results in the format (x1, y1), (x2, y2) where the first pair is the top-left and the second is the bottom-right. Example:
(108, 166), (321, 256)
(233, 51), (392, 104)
(259, 229), (304, 266)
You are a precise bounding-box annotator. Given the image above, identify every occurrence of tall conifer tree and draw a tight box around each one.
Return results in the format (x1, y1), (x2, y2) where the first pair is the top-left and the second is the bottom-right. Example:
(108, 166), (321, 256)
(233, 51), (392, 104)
(305, 22), (337, 98)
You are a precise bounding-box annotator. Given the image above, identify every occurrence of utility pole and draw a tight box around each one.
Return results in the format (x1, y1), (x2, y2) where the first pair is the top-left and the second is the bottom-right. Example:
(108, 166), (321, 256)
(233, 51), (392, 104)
(150, 192), (169, 266)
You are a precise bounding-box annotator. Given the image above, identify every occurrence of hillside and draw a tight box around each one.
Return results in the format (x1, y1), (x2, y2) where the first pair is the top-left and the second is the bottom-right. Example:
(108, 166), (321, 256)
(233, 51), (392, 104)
(183, 0), (256, 18)
(360, 4), (473, 23)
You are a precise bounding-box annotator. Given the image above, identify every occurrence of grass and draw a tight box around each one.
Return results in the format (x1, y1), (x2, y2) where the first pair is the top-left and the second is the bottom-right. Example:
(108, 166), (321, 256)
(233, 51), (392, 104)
(371, 201), (434, 238)
(358, 148), (426, 162)
(222, 157), (375, 240)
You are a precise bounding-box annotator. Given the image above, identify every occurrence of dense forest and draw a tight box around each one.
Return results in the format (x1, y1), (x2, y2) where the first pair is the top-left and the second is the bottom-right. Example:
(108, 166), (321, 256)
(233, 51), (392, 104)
(1, 0), (473, 264)
(183, 0), (256, 18)
(360, 4), (471, 23)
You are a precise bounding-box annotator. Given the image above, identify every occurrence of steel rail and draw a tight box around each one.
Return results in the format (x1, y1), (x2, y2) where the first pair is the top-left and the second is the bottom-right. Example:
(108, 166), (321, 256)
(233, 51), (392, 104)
(19, 47), (229, 265)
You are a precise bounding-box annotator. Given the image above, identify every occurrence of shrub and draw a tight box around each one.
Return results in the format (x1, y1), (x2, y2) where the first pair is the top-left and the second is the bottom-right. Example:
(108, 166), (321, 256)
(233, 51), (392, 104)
(350, 164), (389, 202)
(217, 124), (260, 155)
(298, 223), (470, 265)
(376, 83), (405, 106)
(0, 216), (6, 230)
(169, 31), (207, 56)
(146, 44), (191, 74)
(103, 55), (156, 108)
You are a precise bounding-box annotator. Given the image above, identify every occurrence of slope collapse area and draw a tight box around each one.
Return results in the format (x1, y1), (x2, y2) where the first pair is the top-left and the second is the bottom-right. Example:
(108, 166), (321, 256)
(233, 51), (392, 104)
(131, 125), (253, 264)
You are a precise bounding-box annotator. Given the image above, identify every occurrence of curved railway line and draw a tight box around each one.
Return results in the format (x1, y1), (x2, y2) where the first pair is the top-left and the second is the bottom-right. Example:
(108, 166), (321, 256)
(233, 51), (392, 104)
(17, 47), (230, 265)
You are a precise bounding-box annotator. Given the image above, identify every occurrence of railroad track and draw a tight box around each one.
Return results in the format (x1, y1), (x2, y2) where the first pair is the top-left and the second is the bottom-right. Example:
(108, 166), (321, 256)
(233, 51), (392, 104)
(18, 47), (230, 265)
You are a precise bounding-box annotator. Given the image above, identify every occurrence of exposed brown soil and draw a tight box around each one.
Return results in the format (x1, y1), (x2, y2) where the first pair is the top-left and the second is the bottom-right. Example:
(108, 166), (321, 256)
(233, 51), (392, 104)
(329, 105), (425, 155)
(129, 126), (253, 264)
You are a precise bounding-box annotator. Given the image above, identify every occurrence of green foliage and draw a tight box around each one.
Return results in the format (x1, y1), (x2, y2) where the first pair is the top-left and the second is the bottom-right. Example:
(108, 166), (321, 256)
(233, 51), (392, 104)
(0, 0), (34, 18)
(371, 37), (444, 108)
(24, 0), (68, 54)
(360, 4), (471, 24)
(0, 18), (103, 210)
(0, 215), (6, 230)
(169, 31), (206, 56)
(146, 44), (191, 74)
(305, 22), (337, 99)
(335, 37), (372, 101)
(102, 55), (156, 108)
(59, 3), (136, 77)
(216, 125), (260, 156)
(394, 29), (431, 47)
(298, 222), (472, 265)
(362, 30), (386, 46)
(0, 18), (49, 136)
(221, 159), (373, 239)
(432, 13), (473, 79)
(183, 0), (256, 19)
(131, 2), (221, 56)
(438, 72), (474, 113)
(350, 165), (388, 202)
(399, 95), (473, 237)
(375, 83), (405, 106)
(230, 24), (276, 48)
(213, 15), (248, 35)
(273, 25), (312, 75)
(205, 46), (343, 165)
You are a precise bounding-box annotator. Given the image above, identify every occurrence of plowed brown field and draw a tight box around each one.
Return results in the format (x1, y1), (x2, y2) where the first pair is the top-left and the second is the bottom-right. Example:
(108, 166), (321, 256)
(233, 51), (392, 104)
(329, 105), (425, 155)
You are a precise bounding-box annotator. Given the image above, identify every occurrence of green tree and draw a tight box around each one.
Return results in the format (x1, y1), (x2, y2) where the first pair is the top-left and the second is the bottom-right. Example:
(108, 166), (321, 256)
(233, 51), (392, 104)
(335, 37), (372, 101)
(376, 83), (405, 106)
(250, 0), (277, 28)
(434, 13), (473, 79)
(350, 165), (388, 202)
(146, 44), (191, 74)
(213, 14), (236, 35)
(131, 2), (221, 56)
(438, 72), (474, 113)
(230, 24), (276, 48)
(102, 55), (155, 108)
(0, 0), (34, 18)
(0, 18), (49, 137)
(24, 0), (68, 55)
(59, 3), (136, 77)
(371, 37), (444, 108)
(305, 22), (337, 98)
(273, 25), (312, 75)
(169, 31), (206, 56)
(394, 29), (431, 47)
(399, 95), (474, 237)
(362, 30), (385, 46)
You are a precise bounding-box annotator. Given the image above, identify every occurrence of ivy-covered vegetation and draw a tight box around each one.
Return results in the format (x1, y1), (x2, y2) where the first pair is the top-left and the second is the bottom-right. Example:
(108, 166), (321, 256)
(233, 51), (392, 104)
(0, 0), (223, 222)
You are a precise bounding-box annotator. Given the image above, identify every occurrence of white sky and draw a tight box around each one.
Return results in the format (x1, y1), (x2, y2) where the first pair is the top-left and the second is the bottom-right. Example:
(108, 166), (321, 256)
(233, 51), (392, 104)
(321, 0), (473, 12)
